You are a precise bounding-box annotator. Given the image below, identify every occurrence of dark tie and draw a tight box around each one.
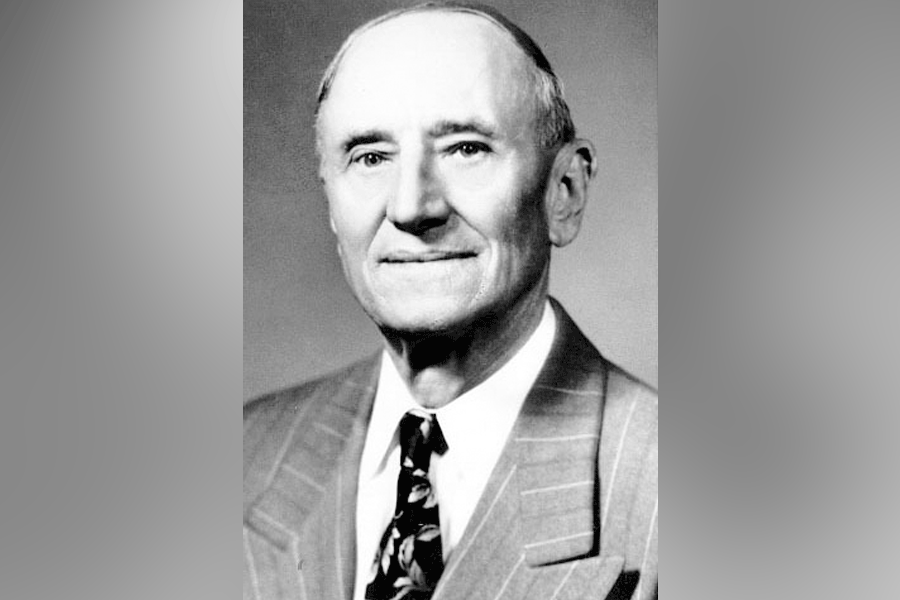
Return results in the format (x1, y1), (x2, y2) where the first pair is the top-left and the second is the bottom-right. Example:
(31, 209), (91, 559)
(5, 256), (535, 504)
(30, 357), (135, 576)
(365, 409), (448, 600)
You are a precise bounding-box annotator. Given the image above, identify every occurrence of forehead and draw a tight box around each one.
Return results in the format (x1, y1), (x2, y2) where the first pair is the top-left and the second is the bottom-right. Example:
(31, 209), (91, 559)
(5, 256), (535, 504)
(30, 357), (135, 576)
(319, 12), (535, 142)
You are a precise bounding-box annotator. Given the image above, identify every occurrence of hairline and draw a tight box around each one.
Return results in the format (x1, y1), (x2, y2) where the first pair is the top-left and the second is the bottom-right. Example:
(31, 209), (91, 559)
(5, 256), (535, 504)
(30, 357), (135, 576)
(314, 2), (575, 156)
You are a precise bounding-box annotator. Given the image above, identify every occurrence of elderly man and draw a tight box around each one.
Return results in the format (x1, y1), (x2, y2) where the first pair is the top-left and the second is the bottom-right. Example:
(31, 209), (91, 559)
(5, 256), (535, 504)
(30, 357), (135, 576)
(243, 3), (657, 599)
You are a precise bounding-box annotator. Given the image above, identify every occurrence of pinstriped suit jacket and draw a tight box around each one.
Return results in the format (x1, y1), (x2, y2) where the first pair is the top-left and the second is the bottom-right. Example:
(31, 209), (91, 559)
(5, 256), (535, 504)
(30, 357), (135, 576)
(244, 302), (658, 600)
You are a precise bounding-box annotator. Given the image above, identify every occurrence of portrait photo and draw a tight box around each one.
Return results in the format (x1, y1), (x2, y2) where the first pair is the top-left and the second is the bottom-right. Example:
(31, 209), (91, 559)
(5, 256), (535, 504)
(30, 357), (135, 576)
(244, 2), (657, 599)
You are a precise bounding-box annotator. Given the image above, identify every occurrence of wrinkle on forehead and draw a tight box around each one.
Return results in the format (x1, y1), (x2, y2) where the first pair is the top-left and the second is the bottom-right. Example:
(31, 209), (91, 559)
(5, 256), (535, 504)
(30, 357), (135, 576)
(319, 11), (540, 148)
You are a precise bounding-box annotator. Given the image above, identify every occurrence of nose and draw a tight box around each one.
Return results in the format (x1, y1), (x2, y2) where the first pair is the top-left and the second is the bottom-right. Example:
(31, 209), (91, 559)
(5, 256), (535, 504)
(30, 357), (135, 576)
(386, 150), (450, 235)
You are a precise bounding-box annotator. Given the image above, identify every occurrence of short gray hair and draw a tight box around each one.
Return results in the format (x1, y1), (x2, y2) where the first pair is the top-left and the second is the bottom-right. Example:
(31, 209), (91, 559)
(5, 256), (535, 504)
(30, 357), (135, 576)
(314, 1), (576, 150)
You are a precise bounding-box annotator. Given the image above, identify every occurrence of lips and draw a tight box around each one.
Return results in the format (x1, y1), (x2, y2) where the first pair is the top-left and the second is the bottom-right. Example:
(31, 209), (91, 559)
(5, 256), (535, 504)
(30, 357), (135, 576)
(380, 250), (478, 263)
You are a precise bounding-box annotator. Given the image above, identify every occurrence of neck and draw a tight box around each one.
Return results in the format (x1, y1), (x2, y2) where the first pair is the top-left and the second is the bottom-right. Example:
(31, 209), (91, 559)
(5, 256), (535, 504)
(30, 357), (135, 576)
(381, 284), (549, 409)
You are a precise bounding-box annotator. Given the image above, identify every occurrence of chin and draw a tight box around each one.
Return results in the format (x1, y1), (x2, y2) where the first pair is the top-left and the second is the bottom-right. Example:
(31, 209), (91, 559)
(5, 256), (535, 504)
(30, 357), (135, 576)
(367, 297), (479, 338)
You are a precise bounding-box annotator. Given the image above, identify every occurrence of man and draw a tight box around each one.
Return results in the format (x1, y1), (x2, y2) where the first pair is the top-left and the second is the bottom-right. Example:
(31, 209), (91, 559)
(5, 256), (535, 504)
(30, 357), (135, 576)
(244, 3), (657, 599)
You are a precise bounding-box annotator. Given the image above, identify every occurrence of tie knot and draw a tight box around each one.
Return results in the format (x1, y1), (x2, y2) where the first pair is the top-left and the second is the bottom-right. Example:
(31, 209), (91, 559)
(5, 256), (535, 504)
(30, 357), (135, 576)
(399, 409), (448, 470)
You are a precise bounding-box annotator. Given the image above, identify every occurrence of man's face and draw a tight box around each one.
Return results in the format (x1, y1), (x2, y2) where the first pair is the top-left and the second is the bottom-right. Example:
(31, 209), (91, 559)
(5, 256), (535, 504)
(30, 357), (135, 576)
(317, 12), (553, 335)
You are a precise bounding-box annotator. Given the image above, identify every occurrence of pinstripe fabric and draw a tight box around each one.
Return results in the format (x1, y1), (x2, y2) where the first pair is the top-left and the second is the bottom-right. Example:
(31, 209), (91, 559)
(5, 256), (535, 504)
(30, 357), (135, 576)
(244, 300), (658, 600)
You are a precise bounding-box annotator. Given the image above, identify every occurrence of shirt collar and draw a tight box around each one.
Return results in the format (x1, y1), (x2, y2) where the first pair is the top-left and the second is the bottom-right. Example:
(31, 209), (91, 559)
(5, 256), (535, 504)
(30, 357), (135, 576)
(360, 301), (557, 477)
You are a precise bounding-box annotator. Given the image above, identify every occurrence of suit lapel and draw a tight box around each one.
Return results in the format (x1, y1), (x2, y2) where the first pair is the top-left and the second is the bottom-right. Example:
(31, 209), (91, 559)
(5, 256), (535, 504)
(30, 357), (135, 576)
(432, 302), (616, 599)
(298, 403), (371, 600)
(514, 375), (606, 566)
(245, 358), (379, 600)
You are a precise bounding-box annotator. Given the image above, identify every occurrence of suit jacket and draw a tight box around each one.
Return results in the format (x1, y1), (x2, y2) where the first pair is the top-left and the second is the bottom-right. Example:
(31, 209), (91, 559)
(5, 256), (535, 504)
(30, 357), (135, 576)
(244, 301), (658, 600)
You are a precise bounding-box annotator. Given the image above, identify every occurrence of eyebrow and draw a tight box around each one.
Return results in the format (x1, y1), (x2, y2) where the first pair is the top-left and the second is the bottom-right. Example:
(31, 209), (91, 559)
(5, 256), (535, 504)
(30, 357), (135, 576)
(339, 120), (498, 153)
(427, 119), (497, 139)
(341, 130), (394, 153)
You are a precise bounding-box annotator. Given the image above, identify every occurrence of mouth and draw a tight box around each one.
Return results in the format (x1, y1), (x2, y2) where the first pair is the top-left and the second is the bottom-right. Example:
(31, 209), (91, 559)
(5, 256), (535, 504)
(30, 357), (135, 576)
(380, 250), (478, 264)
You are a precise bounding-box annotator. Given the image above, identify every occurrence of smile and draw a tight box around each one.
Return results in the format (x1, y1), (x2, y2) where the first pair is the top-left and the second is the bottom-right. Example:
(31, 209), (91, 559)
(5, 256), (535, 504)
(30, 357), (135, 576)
(381, 250), (478, 263)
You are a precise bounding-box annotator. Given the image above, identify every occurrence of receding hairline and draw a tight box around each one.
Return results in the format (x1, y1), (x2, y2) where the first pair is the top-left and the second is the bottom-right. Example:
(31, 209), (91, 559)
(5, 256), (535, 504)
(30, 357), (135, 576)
(327, 11), (531, 99)
(317, 3), (554, 110)
(315, 1), (576, 152)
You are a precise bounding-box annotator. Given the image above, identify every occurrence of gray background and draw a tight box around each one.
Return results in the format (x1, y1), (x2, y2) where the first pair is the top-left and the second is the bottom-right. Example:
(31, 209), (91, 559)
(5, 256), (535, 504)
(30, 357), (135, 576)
(244, 0), (658, 401)
(4, 0), (900, 598)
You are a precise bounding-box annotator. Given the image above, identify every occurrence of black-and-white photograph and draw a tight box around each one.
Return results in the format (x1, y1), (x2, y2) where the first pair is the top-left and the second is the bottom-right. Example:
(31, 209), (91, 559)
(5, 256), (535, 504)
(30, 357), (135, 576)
(244, 2), (657, 598)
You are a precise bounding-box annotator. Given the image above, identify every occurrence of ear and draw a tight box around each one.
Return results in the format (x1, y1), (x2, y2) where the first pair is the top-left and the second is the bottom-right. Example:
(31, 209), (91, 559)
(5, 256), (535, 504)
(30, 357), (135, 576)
(544, 139), (597, 247)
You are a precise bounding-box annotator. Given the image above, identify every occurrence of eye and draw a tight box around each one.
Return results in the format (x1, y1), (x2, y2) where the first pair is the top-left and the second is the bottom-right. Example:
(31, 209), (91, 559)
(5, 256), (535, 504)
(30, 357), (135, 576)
(354, 152), (387, 168)
(450, 142), (490, 158)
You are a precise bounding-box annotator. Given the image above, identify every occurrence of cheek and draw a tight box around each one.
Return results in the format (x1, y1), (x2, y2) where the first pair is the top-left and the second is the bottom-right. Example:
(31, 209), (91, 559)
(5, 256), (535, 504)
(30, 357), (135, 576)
(327, 187), (385, 248)
(481, 176), (546, 245)
(490, 194), (550, 273)
(451, 166), (520, 224)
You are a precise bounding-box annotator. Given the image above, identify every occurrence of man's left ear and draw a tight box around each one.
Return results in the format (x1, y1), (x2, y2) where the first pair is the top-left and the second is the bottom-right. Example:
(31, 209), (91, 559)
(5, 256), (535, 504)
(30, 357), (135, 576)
(544, 139), (597, 247)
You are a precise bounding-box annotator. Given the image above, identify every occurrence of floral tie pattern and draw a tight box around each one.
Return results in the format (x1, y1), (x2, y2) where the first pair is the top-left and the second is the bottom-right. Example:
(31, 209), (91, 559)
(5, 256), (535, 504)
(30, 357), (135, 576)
(366, 409), (448, 600)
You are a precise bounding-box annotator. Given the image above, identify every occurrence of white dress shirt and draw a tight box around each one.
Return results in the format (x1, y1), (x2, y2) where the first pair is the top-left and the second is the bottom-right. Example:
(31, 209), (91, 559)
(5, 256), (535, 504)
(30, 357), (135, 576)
(352, 302), (556, 599)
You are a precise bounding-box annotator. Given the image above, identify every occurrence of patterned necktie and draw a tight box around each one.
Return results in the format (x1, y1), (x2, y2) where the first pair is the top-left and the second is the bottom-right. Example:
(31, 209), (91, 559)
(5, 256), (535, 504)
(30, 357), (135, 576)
(366, 409), (448, 600)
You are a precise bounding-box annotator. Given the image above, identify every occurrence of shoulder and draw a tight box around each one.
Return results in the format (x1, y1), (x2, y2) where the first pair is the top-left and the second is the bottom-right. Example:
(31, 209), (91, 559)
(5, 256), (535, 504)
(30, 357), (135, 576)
(599, 360), (657, 480)
(603, 362), (657, 437)
(548, 298), (657, 425)
(243, 354), (379, 432)
(243, 355), (379, 502)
